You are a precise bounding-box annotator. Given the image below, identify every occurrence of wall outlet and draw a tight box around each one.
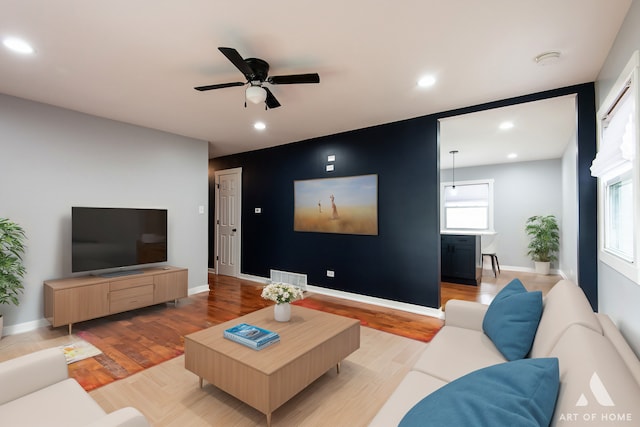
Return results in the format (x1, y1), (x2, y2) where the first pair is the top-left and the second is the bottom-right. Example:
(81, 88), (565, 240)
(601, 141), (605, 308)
(255, 207), (262, 214)
(326, 270), (335, 278)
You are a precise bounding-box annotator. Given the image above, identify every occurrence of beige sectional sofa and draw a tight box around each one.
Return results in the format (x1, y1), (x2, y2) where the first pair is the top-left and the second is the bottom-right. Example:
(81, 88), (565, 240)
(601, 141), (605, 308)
(0, 347), (149, 427)
(369, 280), (640, 426)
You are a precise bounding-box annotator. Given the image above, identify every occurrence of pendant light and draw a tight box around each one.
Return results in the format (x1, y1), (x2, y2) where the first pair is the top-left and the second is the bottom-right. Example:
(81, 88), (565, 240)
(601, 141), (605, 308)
(450, 150), (459, 191)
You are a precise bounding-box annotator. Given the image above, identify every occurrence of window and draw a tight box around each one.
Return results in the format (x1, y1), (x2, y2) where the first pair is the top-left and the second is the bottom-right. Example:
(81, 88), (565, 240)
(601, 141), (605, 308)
(441, 179), (494, 232)
(592, 50), (640, 284)
(605, 171), (633, 261)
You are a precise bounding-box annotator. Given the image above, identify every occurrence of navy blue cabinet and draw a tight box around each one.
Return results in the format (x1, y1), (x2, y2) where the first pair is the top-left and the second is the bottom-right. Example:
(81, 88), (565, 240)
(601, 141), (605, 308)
(441, 234), (482, 285)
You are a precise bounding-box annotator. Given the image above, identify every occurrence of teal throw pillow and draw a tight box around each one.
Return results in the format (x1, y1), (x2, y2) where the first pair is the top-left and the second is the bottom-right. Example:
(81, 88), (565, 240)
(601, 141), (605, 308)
(482, 278), (543, 360)
(399, 358), (560, 427)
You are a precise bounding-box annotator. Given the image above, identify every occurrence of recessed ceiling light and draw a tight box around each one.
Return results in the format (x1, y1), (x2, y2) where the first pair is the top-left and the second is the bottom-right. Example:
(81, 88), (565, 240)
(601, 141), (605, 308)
(417, 75), (436, 88)
(254, 121), (266, 130)
(3, 37), (34, 54)
(507, 153), (518, 159)
(499, 121), (514, 130)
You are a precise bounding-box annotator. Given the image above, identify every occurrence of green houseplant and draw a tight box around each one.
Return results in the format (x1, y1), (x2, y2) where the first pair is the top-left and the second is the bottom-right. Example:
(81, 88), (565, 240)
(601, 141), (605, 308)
(0, 218), (27, 335)
(525, 215), (559, 275)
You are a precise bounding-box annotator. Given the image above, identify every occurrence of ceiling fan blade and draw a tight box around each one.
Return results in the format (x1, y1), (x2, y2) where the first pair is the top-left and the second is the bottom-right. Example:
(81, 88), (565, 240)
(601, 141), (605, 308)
(264, 87), (281, 109)
(218, 47), (256, 80)
(194, 81), (245, 91)
(268, 73), (320, 85)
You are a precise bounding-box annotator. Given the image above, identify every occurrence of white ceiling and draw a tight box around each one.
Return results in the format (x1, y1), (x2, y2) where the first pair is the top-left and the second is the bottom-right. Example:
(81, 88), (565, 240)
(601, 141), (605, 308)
(0, 1), (631, 159)
(440, 95), (578, 169)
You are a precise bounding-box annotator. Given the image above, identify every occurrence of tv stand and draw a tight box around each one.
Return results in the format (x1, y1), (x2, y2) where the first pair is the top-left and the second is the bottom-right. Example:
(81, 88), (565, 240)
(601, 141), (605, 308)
(97, 269), (144, 278)
(44, 266), (188, 334)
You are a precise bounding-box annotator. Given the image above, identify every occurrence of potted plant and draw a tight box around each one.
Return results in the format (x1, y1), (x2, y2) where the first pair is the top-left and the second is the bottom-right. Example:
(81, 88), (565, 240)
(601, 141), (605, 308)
(0, 218), (27, 337)
(525, 215), (559, 275)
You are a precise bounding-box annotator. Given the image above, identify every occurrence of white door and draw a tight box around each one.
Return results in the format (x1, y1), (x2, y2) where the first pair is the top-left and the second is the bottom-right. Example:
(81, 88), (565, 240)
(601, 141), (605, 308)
(215, 168), (242, 277)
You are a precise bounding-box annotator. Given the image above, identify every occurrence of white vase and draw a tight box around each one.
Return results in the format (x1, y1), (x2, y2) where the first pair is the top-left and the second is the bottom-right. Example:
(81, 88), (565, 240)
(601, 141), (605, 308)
(274, 303), (291, 322)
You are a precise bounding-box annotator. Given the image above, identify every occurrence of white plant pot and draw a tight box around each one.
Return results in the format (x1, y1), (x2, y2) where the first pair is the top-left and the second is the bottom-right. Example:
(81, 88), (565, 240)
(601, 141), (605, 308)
(274, 303), (291, 322)
(534, 261), (551, 275)
(0, 315), (3, 340)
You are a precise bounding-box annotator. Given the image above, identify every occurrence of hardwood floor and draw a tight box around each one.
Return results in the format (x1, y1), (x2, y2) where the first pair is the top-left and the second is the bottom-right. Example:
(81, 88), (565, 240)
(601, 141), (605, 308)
(441, 268), (561, 307)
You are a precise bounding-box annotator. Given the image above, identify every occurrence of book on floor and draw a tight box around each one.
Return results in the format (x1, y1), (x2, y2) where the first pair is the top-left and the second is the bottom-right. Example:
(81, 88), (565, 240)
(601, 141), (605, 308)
(223, 323), (280, 349)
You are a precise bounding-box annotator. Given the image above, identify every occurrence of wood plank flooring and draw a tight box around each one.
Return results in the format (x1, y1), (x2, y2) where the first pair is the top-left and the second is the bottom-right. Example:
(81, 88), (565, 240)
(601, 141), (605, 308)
(0, 268), (560, 393)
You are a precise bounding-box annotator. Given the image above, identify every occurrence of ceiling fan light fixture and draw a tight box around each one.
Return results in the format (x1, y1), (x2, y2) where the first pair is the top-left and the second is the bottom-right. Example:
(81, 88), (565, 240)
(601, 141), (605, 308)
(246, 85), (267, 104)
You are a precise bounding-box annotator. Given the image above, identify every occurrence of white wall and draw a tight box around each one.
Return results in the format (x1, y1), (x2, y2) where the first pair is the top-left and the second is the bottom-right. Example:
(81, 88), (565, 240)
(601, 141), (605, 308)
(0, 94), (209, 333)
(595, 0), (640, 356)
(441, 159), (562, 270)
(560, 130), (579, 283)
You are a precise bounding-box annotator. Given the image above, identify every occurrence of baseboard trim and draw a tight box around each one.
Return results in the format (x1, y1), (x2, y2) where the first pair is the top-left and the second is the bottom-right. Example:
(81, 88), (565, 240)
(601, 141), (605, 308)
(188, 284), (210, 295)
(305, 285), (444, 320)
(2, 318), (50, 337)
(239, 273), (444, 320)
(498, 265), (564, 277)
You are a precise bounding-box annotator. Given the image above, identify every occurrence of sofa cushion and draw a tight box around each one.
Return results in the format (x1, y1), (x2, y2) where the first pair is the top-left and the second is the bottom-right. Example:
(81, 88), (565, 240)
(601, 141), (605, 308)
(482, 278), (543, 360)
(0, 378), (106, 426)
(0, 347), (68, 405)
(530, 280), (602, 358)
(398, 358), (560, 427)
(412, 325), (506, 382)
(367, 371), (447, 427)
(548, 324), (640, 426)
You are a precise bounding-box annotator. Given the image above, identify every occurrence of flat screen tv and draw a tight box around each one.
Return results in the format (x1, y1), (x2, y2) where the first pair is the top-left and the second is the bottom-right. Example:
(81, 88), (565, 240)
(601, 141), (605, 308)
(72, 207), (167, 274)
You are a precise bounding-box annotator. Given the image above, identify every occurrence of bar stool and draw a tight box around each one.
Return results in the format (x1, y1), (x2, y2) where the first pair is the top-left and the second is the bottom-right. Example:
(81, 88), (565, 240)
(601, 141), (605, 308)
(481, 235), (500, 278)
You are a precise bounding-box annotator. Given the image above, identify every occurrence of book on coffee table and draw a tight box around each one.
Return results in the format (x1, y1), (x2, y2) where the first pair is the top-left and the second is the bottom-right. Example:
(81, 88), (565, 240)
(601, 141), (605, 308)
(223, 323), (280, 350)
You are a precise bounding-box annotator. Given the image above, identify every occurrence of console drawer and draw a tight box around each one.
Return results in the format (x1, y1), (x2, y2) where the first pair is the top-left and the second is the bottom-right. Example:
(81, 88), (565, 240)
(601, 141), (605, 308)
(110, 284), (154, 313)
(110, 276), (154, 291)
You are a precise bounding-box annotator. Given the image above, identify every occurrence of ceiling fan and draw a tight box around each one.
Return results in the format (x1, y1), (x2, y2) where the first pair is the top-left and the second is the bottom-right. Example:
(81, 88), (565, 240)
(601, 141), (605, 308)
(194, 47), (320, 109)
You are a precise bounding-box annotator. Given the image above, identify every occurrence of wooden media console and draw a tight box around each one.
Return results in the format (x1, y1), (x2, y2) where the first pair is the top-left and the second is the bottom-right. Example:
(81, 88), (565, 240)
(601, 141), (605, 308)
(44, 266), (188, 333)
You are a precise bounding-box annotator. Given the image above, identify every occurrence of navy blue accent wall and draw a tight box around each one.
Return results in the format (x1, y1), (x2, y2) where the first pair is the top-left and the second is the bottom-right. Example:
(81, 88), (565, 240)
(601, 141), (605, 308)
(210, 82), (598, 310)
(575, 86), (598, 311)
(211, 116), (442, 308)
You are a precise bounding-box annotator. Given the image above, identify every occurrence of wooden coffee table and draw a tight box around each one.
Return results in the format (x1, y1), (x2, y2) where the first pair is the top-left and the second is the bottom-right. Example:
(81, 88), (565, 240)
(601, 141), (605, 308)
(184, 305), (361, 426)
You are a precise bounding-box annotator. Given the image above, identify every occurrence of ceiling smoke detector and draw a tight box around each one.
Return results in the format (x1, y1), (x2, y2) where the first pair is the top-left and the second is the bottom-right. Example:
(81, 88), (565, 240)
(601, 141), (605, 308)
(534, 51), (561, 66)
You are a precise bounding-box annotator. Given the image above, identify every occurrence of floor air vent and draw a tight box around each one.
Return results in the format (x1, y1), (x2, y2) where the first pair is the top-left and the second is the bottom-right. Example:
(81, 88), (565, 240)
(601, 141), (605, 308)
(269, 269), (307, 291)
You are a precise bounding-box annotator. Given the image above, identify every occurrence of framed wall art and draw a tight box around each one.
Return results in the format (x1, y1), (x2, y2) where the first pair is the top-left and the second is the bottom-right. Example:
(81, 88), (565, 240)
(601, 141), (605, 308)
(294, 174), (378, 235)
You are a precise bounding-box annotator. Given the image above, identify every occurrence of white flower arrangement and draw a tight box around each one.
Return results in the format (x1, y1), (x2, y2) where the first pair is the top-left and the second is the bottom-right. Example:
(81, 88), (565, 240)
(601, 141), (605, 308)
(261, 282), (304, 304)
